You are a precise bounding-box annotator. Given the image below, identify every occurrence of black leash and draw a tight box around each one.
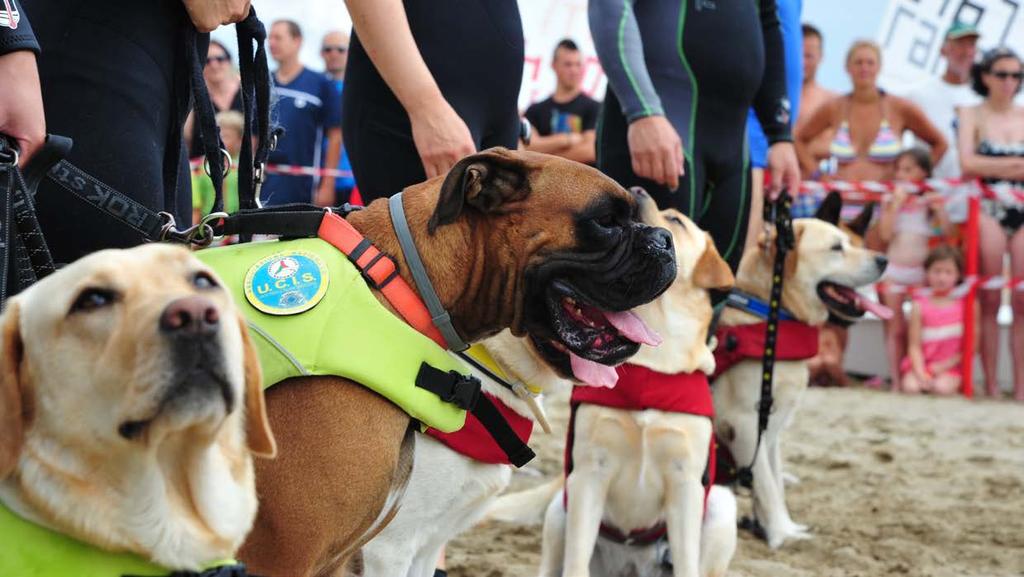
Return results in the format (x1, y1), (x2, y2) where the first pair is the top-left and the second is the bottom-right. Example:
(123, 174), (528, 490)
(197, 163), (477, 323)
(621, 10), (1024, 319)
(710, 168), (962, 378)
(735, 189), (794, 490)
(0, 136), (56, 308)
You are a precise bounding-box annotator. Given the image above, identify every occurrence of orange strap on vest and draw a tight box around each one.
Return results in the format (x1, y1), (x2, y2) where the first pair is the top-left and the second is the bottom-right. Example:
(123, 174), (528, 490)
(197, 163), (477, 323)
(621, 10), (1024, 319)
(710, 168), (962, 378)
(317, 211), (447, 348)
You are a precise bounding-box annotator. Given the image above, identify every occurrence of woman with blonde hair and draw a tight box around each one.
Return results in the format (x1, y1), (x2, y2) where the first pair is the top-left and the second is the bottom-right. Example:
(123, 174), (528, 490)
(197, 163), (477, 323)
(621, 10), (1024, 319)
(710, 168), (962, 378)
(796, 40), (947, 181)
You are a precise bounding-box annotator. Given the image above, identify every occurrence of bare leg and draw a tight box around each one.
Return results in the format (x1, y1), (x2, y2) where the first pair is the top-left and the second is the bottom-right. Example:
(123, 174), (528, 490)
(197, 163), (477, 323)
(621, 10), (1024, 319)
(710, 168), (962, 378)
(901, 371), (923, 395)
(977, 215), (1007, 397)
(930, 373), (962, 396)
(1009, 229), (1024, 400)
(881, 290), (907, 392)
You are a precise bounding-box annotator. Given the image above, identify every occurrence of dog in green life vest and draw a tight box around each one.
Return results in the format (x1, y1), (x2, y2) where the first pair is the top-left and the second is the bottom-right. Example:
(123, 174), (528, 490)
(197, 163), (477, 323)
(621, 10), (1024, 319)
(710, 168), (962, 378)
(0, 244), (276, 576)
(234, 148), (678, 577)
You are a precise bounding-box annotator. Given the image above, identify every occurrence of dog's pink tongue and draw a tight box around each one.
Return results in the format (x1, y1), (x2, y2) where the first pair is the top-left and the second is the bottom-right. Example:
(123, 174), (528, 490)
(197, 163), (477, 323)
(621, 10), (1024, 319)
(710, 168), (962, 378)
(603, 310), (663, 346)
(854, 292), (894, 320)
(570, 352), (620, 388)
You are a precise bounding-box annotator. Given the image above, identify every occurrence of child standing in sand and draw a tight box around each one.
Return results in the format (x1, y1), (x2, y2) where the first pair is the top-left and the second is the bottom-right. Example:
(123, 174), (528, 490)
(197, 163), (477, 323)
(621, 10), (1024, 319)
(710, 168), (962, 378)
(901, 246), (977, 395)
(877, 148), (955, 391)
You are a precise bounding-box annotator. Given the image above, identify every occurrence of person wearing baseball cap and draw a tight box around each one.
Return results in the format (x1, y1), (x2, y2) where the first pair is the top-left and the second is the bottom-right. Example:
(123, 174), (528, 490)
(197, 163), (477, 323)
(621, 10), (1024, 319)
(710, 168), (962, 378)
(905, 20), (982, 179)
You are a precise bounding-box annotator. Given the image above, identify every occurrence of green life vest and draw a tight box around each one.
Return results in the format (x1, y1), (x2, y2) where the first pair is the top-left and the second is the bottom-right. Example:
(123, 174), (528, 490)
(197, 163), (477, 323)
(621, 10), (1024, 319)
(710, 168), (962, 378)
(0, 502), (238, 577)
(196, 237), (468, 433)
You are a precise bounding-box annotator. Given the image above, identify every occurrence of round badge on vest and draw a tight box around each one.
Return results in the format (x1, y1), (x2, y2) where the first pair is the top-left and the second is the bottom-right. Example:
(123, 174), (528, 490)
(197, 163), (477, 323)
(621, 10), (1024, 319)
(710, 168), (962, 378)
(244, 251), (329, 315)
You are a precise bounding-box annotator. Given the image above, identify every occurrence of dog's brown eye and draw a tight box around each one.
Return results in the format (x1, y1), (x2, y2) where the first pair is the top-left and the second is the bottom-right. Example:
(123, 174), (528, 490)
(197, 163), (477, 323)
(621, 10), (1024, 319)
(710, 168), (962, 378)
(594, 214), (617, 228)
(70, 288), (117, 313)
(193, 271), (218, 290)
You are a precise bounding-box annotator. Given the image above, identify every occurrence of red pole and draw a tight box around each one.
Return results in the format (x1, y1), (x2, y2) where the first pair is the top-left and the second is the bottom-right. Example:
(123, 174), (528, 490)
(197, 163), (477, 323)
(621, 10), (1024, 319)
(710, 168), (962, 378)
(961, 194), (980, 398)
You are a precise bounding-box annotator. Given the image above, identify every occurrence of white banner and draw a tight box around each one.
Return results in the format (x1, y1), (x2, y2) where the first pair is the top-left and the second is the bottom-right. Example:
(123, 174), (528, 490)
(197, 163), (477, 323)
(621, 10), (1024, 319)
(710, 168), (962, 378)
(877, 0), (1024, 93)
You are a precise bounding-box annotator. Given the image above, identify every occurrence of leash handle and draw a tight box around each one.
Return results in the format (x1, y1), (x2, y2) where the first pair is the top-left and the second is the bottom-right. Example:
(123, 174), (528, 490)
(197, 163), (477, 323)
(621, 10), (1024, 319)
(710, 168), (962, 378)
(0, 135), (57, 307)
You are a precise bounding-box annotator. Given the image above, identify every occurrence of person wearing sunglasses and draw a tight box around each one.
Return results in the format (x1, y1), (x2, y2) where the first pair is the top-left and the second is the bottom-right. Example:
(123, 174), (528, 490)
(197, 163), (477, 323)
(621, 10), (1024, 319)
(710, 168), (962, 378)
(186, 40), (243, 157)
(957, 47), (1024, 400)
(320, 31), (356, 205)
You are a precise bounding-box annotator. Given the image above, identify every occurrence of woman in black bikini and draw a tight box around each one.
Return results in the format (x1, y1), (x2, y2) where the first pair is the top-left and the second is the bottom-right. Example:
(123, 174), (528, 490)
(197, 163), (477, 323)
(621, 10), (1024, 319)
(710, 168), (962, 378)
(957, 47), (1024, 400)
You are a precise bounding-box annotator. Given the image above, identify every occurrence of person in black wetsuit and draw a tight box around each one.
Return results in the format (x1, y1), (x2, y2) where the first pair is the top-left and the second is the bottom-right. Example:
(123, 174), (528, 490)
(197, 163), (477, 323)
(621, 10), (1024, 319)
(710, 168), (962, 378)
(589, 0), (802, 270)
(341, 0), (523, 204)
(0, 0), (251, 266)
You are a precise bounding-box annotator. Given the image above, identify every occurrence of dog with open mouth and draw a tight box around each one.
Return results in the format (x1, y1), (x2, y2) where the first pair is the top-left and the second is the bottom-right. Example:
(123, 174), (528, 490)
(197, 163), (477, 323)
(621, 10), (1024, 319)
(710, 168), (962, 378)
(711, 217), (891, 550)
(0, 245), (275, 574)
(235, 148), (678, 577)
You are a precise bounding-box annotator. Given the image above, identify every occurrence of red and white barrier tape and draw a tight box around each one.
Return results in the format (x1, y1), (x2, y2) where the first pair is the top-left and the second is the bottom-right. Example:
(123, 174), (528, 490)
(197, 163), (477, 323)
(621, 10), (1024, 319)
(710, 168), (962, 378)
(799, 177), (1024, 204)
(878, 274), (1024, 296)
(189, 158), (353, 179)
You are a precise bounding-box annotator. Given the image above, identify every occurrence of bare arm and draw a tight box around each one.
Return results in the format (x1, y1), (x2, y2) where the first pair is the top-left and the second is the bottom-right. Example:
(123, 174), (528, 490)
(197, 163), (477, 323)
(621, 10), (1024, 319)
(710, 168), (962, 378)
(898, 97), (947, 166)
(877, 188), (907, 244)
(957, 106), (1024, 180)
(315, 127), (342, 206)
(561, 130), (597, 164)
(525, 129), (575, 154)
(345, 0), (475, 178)
(795, 99), (835, 176)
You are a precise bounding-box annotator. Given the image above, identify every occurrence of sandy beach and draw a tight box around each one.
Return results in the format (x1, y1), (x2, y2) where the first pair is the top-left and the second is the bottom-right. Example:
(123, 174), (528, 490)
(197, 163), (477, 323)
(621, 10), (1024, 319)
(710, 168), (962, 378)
(446, 387), (1024, 577)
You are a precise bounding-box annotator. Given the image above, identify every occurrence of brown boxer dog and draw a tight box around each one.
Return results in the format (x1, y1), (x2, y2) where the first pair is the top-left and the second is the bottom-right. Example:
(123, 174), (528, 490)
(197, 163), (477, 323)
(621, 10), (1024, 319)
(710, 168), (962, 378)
(239, 148), (677, 577)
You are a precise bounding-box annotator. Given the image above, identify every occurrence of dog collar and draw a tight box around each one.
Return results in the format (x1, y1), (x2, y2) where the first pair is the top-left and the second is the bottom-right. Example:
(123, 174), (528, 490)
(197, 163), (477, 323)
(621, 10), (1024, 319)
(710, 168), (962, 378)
(725, 289), (795, 322)
(0, 502), (243, 577)
(458, 344), (552, 433)
(390, 193), (470, 352)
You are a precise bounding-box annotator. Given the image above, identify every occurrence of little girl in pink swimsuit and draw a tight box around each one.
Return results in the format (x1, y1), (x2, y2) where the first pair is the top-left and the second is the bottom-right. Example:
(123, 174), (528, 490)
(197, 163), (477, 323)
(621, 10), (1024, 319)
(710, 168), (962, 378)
(877, 148), (955, 390)
(901, 246), (978, 395)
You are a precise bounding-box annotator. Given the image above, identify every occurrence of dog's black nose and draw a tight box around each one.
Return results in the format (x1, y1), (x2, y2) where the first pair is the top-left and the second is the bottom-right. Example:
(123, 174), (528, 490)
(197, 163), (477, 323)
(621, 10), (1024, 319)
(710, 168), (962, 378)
(875, 255), (888, 272)
(650, 227), (673, 252)
(160, 296), (220, 337)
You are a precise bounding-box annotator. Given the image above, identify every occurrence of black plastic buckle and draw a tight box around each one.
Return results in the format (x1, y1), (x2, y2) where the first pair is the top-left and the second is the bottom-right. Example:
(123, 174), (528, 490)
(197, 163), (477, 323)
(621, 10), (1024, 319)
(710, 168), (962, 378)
(440, 370), (482, 410)
(359, 252), (401, 290)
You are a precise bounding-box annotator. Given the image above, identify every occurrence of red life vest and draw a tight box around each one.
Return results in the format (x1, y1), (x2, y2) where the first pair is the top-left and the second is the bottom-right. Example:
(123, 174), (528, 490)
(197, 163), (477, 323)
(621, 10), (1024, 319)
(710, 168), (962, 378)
(565, 364), (716, 545)
(712, 321), (820, 380)
(426, 393), (534, 465)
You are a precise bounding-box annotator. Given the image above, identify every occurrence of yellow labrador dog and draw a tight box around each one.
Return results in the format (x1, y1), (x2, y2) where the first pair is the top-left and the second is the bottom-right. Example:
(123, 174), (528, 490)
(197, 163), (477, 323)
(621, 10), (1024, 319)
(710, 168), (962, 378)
(0, 244), (275, 572)
(489, 200), (737, 577)
(712, 218), (889, 550)
(539, 205), (736, 577)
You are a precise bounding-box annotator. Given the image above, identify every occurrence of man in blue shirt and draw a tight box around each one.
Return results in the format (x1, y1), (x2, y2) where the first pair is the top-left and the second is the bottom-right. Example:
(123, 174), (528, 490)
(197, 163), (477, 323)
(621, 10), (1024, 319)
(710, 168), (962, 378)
(320, 30), (357, 204)
(266, 19), (341, 206)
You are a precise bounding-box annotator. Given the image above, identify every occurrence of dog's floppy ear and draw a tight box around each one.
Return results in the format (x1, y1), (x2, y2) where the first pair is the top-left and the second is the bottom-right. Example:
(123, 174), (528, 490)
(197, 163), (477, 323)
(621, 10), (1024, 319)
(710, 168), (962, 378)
(693, 233), (735, 290)
(814, 191), (842, 226)
(429, 147), (530, 233)
(847, 202), (876, 238)
(0, 302), (30, 478)
(237, 315), (276, 458)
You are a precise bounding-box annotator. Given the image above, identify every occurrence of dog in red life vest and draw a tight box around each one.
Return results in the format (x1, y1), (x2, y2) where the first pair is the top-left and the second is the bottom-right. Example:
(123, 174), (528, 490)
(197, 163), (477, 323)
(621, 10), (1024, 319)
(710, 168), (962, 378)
(711, 217), (890, 550)
(491, 198), (738, 577)
(358, 327), (572, 577)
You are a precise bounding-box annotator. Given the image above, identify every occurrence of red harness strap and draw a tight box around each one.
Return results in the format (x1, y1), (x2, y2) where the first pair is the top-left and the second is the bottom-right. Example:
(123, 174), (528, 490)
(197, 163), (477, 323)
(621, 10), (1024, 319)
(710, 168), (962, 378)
(317, 212), (447, 347)
(426, 393), (534, 465)
(712, 321), (820, 380)
(564, 364), (716, 545)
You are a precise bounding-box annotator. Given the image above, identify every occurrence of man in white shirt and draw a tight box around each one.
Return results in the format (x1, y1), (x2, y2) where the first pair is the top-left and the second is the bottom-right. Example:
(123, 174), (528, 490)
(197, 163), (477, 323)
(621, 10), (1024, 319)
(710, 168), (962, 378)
(905, 21), (980, 179)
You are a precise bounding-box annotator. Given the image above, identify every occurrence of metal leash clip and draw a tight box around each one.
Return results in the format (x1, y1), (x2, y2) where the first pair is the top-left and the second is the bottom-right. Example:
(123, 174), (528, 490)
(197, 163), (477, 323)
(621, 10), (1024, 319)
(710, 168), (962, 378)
(157, 211), (228, 247)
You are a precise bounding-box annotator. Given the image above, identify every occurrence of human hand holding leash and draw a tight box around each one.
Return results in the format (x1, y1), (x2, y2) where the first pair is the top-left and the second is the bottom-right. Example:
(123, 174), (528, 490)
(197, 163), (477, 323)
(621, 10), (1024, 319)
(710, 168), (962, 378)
(0, 51), (45, 167)
(181, 0), (251, 32)
(766, 141), (801, 200)
(627, 115), (684, 191)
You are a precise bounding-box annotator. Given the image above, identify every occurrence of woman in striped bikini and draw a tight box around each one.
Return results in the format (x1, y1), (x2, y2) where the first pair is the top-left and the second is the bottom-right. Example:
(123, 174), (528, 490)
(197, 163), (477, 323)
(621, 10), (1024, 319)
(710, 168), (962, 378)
(796, 40), (947, 182)
(901, 245), (977, 395)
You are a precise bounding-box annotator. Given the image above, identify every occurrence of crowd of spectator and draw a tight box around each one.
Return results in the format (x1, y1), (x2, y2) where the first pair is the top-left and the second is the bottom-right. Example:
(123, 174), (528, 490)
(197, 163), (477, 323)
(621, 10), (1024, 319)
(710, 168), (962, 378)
(185, 13), (1023, 400)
